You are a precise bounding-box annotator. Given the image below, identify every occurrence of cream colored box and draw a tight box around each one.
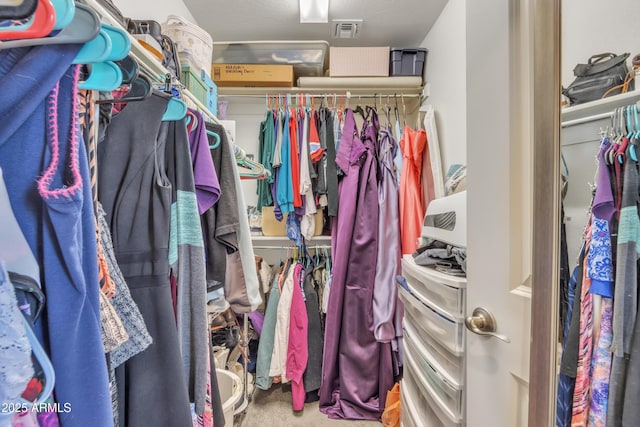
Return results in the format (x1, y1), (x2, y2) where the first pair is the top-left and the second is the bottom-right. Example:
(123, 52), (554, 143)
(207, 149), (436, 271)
(329, 46), (390, 77)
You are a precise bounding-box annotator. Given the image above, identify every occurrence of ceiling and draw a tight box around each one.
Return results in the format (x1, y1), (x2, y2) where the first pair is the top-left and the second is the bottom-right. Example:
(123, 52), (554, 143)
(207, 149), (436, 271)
(183, 0), (448, 47)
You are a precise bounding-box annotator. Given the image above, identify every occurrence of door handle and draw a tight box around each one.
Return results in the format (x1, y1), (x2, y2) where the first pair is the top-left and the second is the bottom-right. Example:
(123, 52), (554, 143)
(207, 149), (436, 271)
(465, 307), (511, 343)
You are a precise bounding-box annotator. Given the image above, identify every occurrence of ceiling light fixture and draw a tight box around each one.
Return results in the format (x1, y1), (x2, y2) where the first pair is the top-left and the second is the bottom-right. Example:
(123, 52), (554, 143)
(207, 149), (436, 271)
(299, 0), (329, 23)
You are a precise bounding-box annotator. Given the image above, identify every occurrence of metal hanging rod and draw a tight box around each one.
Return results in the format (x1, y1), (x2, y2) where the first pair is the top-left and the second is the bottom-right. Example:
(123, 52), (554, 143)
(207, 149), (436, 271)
(219, 92), (421, 99)
(252, 245), (332, 250)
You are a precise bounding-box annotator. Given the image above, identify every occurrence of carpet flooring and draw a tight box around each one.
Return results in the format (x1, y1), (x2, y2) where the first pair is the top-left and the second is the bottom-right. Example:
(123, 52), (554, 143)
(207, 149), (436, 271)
(236, 383), (383, 427)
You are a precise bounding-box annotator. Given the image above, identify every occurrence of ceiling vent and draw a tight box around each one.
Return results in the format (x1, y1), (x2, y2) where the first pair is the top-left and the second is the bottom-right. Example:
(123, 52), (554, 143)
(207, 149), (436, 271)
(332, 19), (363, 39)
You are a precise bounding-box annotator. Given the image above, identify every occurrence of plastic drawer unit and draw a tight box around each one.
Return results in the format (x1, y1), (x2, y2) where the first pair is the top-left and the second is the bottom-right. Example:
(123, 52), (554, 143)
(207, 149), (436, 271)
(402, 363), (463, 427)
(400, 253), (467, 426)
(401, 255), (466, 318)
(403, 321), (464, 389)
(398, 285), (464, 355)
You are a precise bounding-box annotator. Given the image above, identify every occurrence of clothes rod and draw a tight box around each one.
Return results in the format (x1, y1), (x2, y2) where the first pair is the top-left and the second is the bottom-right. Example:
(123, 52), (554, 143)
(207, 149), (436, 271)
(562, 112), (612, 128)
(561, 99), (640, 129)
(219, 93), (422, 99)
(252, 245), (332, 250)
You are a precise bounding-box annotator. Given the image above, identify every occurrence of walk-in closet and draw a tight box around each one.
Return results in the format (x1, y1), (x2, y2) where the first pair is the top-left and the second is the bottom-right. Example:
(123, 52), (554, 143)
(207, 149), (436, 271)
(3, 0), (639, 426)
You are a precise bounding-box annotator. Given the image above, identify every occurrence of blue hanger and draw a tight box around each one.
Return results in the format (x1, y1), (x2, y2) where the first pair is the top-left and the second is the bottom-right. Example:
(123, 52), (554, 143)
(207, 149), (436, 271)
(78, 61), (123, 91)
(207, 129), (221, 149)
(161, 97), (187, 121)
(51, 0), (75, 30)
(73, 28), (112, 64)
(0, 4), (99, 50)
(631, 104), (640, 162)
(101, 24), (130, 61)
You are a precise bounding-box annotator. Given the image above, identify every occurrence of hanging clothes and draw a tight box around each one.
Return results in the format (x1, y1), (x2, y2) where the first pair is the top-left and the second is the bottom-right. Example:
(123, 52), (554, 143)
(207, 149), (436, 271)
(270, 264), (295, 382)
(302, 264), (323, 399)
(256, 272), (282, 390)
(399, 126), (428, 254)
(287, 264), (309, 411)
(99, 91), (192, 427)
(608, 149), (640, 426)
(0, 45), (113, 427)
(320, 109), (394, 420)
(257, 110), (275, 209)
(162, 117), (209, 417)
(421, 105), (445, 199)
(570, 229), (594, 426)
(188, 110), (221, 215)
(373, 125), (402, 344)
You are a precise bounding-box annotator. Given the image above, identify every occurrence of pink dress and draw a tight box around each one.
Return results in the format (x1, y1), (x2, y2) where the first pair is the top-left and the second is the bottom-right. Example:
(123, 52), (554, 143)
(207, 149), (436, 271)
(287, 264), (309, 411)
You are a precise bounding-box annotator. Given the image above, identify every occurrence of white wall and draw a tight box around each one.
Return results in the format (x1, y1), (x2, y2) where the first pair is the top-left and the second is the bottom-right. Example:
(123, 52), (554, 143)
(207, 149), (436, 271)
(420, 0), (467, 175)
(112, 0), (197, 25)
(562, 0), (640, 88)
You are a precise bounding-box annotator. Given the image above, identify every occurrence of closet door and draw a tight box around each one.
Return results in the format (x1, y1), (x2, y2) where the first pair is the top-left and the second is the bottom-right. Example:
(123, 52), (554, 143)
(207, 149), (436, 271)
(465, 0), (559, 426)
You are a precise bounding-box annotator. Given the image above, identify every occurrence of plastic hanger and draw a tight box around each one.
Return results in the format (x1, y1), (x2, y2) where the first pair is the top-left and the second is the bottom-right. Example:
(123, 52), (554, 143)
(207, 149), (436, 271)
(19, 315), (56, 406)
(78, 61), (122, 91)
(0, 0), (55, 40)
(97, 73), (152, 104)
(9, 272), (55, 407)
(606, 108), (621, 165)
(630, 104), (639, 162)
(0, 3), (99, 50)
(51, 0), (74, 30)
(0, 0), (37, 20)
(617, 105), (634, 164)
(73, 28), (112, 64)
(161, 96), (187, 121)
(115, 55), (138, 85)
(207, 129), (221, 149)
(101, 24), (130, 61)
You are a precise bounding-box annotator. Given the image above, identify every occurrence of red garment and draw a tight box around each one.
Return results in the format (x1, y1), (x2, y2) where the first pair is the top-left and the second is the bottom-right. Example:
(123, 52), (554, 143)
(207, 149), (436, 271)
(309, 111), (320, 145)
(287, 264), (308, 411)
(399, 126), (428, 254)
(289, 110), (302, 208)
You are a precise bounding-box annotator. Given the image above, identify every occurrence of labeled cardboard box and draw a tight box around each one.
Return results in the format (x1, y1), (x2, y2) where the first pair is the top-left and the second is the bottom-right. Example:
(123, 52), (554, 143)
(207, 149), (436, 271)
(329, 46), (390, 77)
(211, 64), (295, 87)
(261, 206), (324, 236)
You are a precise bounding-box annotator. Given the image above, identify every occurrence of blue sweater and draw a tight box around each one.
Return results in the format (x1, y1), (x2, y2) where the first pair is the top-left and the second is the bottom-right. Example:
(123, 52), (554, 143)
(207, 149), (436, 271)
(0, 46), (113, 426)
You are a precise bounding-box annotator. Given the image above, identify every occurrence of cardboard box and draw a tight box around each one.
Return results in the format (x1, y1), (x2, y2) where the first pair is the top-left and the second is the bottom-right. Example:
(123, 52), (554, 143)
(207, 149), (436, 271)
(330, 47), (390, 77)
(261, 206), (324, 237)
(211, 64), (294, 87)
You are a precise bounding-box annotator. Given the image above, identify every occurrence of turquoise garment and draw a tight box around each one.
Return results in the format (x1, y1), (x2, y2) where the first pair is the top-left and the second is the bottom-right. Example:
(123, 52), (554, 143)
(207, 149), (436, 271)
(277, 110), (294, 214)
(257, 110), (275, 209)
(256, 276), (281, 390)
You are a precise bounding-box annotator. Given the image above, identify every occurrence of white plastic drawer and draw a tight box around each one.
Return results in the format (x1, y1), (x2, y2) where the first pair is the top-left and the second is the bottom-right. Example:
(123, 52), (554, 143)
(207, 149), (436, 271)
(399, 285), (465, 355)
(403, 321), (464, 388)
(402, 369), (462, 427)
(404, 348), (464, 426)
(402, 255), (466, 319)
(401, 380), (430, 427)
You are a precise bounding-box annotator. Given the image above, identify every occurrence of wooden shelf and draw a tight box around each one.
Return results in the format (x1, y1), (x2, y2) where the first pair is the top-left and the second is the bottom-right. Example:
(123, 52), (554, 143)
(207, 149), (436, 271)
(218, 76), (424, 97)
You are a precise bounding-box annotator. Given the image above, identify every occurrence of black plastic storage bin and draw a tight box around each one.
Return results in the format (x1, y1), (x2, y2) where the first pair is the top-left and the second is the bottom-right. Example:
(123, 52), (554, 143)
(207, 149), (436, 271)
(390, 48), (428, 77)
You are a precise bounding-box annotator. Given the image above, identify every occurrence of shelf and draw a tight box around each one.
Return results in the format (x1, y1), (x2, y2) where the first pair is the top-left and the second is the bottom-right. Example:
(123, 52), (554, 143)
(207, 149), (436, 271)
(217, 76), (424, 97)
(251, 235), (331, 247)
(81, 0), (221, 125)
(561, 90), (640, 127)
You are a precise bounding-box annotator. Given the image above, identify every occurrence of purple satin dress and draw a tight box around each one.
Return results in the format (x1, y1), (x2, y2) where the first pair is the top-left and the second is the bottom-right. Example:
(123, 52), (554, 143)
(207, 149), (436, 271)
(320, 109), (394, 420)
